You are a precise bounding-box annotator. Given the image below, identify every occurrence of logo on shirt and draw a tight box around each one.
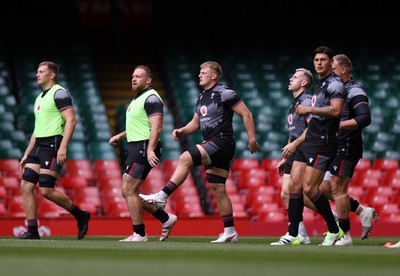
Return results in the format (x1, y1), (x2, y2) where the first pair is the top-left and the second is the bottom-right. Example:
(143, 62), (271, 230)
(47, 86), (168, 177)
(311, 95), (317, 106)
(37, 105), (41, 112)
(288, 114), (293, 125)
(200, 105), (207, 116)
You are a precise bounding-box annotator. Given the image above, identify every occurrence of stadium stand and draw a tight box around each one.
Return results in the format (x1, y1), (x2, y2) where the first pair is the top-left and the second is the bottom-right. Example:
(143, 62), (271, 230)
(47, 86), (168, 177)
(1, 1), (400, 223)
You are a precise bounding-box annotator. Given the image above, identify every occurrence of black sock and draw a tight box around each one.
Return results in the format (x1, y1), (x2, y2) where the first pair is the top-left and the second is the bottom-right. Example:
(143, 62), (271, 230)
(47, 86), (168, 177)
(288, 194), (304, 237)
(338, 218), (350, 233)
(349, 197), (359, 213)
(162, 180), (178, 196)
(222, 214), (234, 228)
(313, 192), (339, 233)
(133, 224), (146, 237)
(27, 219), (39, 234)
(152, 208), (169, 224)
(69, 204), (85, 220)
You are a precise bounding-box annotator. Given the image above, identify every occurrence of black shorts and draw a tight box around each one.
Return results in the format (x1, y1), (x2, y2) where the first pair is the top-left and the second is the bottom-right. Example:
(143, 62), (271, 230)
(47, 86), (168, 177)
(124, 140), (162, 180)
(295, 141), (337, 172)
(25, 136), (63, 172)
(200, 136), (235, 171)
(329, 147), (363, 178)
(284, 154), (295, 174)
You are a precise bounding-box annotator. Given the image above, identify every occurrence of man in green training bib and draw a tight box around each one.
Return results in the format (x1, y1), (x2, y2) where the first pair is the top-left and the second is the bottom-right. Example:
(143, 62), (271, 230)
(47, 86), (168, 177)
(109, 65), (177, 242)
(18, 61), (90, 240)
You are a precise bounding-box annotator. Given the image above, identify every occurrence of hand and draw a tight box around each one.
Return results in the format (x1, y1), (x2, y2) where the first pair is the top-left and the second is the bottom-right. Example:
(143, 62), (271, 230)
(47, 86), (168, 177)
(295, 104), (310, 115)
(248, 140), (260, 154)
(109, 135), (119, 146)
(172, 128), (183, 141)
(147, 152), (159, 167)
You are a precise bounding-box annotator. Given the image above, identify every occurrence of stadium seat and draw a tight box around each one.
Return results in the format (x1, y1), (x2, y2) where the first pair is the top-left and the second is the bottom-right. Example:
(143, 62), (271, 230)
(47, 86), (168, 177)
(355, 158), (371, 172)
(0, 185), (6, 203)
(231, 158), (260, 173)
(267, 169), (283, 188)
(372, 158), (399, 174)
(93, 159), (120, 170)
(58, 176), (88, 198)
(7, 196), (25, 218)
(174, 196), (205, 217)
(352, 168), (382, 187)
(382, 169), (400, 189)
(260, 158), (281, 172)
(238, 168), (267, 190)
(64, 159), (94, 179)
(0, 158), (21, 179)
(75, 201), (97, 215)
(247, 186), (275, 210)
(367, 194), (390, 213)
(161, 159), (179, 180)
(250, 201), (280, 217)
(0, 203), (5, 217)
(347, 186), (365, 202)
(379, 203), (400, 218)
(104, 200), (130, 217)
(74, 186), (102, 209)
(257, 210), (285, 222)
(38, 200), (63, 218)
(0, 176), (20, 195)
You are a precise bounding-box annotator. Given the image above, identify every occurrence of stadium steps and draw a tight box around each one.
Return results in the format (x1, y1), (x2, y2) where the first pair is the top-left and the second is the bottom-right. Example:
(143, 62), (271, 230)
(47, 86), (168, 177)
(91, 51), (166, 135)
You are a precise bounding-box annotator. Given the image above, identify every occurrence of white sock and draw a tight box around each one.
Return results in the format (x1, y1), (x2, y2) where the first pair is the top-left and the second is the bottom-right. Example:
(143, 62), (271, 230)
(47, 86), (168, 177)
(224, 226), (236, 235)
(298, 221), (308, 237)
(158, 191), (169, 201)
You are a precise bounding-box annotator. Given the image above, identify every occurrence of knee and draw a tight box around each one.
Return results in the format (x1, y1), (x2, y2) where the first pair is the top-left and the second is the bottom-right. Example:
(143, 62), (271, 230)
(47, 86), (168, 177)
(39, 187), (52, 199)
(178, 152), (194, 167)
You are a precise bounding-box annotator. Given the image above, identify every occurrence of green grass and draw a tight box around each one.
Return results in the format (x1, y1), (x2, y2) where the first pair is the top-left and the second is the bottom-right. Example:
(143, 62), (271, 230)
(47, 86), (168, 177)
(0, 236), (399, 276)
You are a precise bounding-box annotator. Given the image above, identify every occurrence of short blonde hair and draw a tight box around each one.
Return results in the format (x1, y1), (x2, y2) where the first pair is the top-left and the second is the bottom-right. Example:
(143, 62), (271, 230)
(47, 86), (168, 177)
(200, 61), (222, 78)
(333, 54), (352, 70)
(296, 68), (314, 88)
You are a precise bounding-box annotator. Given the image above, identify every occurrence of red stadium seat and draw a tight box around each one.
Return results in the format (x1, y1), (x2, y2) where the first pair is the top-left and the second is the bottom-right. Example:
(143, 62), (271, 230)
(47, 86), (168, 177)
(352, 168), (382, 187)
(93, 159), (121, 175)
(247, 185), (275, 207)
(0, 186), (6, 203)
(260, 158), (281, 172)
(347, 186), (365, 202)
(267, 169), (283, 188)
(379, 203), (400, 217)
(105, 201), (130, 217)
(250, 201), (280, 217)
(382, 169), (400, 189)
(64, 159), (95, 183)
(161, 159), (178, 180)
(7, 198), (25, 218)
(59, 176), (88, 198)
(0, 203), (6, 217)
(372, 158), (399, 174)
(238, 168), (267, 190)
(231, 158), (260, 172)
(0, 158), (21, 180)
(174, 196), (205, 217)
(75, 186), (102, 209)
(355, 158), (371, 172)
(76, 201), (97, 215)
(257, 210), (286, 222)
(0, 176), (20, 194)
(367, 194), (390, 213)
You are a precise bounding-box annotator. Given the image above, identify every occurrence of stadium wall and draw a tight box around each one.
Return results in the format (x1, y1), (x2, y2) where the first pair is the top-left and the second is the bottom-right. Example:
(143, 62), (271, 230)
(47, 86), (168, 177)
(1, 217), (399, 238)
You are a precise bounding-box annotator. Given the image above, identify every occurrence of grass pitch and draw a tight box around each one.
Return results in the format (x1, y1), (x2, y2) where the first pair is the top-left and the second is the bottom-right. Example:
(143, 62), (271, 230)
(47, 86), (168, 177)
(0, 236), (399, 276)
